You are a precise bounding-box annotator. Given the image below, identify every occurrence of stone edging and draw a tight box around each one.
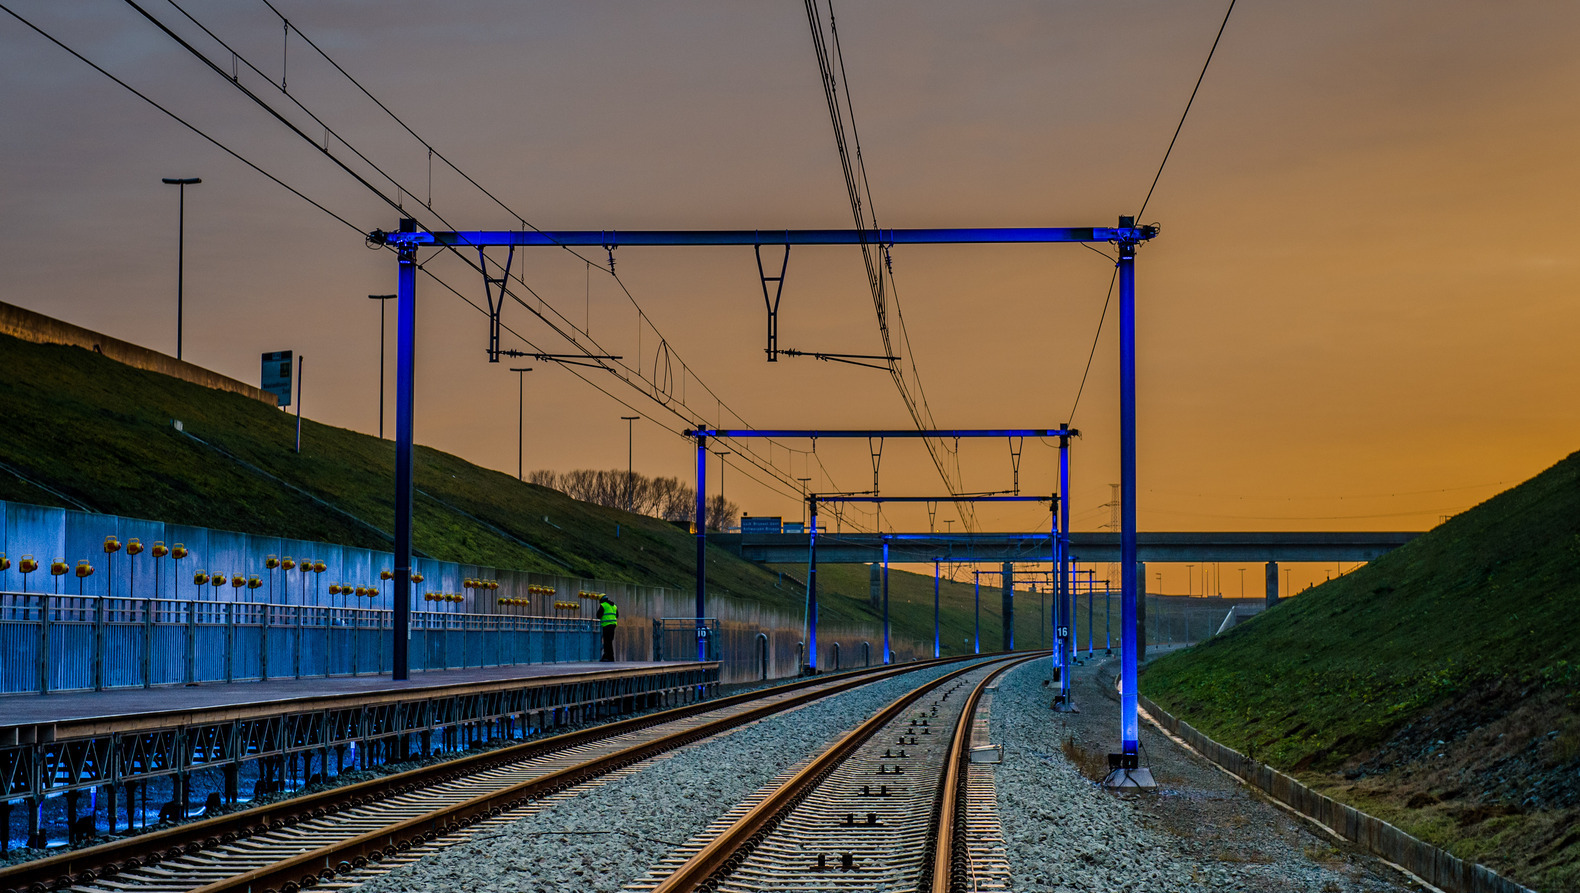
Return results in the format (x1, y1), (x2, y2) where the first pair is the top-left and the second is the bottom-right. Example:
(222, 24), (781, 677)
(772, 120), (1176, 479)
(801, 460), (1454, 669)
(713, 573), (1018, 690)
(1137, 694), (1538, 893)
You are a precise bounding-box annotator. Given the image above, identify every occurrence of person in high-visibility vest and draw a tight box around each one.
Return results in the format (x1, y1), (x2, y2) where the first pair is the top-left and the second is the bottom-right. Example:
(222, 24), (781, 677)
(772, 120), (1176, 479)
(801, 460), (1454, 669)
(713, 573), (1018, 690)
(597, 594), (619, 662)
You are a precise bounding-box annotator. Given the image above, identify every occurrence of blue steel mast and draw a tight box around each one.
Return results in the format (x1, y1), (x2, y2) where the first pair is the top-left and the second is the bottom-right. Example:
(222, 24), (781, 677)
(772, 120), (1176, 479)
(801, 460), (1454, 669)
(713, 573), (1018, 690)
(392, 217), (417, 681)
(1054, 431), (1076, 711)
(694, 435), (708, 661)
(1113, 218), (1149, 786)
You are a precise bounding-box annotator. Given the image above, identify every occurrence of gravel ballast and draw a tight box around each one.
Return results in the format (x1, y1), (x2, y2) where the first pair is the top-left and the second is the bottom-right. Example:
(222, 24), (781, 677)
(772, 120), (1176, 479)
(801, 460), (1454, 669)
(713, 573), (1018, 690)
(991, 655), (1425, 892)
(356, 658), (994, 893)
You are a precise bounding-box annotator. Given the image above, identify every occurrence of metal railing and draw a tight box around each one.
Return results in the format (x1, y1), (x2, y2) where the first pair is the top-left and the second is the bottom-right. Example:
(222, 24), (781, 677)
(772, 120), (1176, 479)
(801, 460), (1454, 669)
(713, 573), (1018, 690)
(0, 592), (598, 694)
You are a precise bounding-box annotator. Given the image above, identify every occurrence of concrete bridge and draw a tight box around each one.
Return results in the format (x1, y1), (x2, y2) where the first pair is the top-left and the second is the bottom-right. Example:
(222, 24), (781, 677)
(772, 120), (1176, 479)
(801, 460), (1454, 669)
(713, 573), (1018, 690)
(712, 530), (1420, 565)
(711, 530), (1421, 604)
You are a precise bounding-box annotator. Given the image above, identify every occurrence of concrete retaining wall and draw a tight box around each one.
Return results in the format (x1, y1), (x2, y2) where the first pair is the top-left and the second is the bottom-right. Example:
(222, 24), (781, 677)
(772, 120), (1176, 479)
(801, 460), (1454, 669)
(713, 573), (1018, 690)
(1138, 694), (1538, 893)
(0, 301), (277, 405)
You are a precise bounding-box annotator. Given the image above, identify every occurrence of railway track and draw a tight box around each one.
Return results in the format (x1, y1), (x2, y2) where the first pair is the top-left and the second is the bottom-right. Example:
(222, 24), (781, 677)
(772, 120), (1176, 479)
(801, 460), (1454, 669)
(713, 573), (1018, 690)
(0, 656), (986, 893)
(631, 654), (1034, 893)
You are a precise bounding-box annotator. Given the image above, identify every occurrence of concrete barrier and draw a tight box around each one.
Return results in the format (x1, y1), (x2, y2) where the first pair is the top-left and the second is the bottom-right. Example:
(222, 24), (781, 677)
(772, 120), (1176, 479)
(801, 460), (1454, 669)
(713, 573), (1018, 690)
(1138, 695), (1538, 893)
(0, 301), (277, 405)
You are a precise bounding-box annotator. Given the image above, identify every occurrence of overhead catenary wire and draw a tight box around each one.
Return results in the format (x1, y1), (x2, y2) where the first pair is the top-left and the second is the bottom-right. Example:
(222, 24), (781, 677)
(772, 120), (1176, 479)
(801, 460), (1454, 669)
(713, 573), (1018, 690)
(1136, 0), (1237, 219)
(6, 1), (865, 527)
(804, 0), (975, 529)
(0, 2), (365, 236)
(172, 0), (1054, 534)
(26, 3), (1041, 534)
(125, 0), (869, 518)
(245, 0), (829, 483)
(1068, 0), (1236, 428)
(266, 3), (863, 516)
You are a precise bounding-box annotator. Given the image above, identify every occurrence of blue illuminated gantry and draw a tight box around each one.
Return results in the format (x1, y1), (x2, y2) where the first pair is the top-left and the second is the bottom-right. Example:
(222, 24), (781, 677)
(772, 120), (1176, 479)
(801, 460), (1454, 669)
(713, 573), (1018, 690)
(371, 226), (1158, 249)
(380, 218), (1155, 771)
(687, 428), (1074, 439)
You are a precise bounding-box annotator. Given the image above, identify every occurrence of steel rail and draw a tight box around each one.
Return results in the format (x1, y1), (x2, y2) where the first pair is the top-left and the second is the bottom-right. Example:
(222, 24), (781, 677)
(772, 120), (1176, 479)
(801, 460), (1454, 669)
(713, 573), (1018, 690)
(930, 658), (1023, 893)
(648, 654), (1034, 893)
(174, 656), (982, 893)
(0, 656), (977, 893)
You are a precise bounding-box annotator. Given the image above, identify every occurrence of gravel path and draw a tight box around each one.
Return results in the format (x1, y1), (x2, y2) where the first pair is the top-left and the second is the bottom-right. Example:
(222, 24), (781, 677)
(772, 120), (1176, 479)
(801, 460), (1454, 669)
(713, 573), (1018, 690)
(991, 655), (1426, 892)
(356, 658), (995, 893)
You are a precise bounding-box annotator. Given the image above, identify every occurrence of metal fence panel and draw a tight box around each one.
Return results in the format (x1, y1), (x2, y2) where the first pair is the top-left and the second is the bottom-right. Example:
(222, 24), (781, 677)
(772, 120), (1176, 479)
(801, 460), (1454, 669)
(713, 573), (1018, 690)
(266, 607), (299, 679)
(300, 609), (330, 677)
(0, 595), (40, 692)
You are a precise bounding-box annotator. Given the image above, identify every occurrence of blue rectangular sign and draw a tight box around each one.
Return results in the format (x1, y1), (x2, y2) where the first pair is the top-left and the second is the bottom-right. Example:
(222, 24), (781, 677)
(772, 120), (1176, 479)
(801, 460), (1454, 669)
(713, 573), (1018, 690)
(740, 516), (783, 534)
(262, 350), (292, 406)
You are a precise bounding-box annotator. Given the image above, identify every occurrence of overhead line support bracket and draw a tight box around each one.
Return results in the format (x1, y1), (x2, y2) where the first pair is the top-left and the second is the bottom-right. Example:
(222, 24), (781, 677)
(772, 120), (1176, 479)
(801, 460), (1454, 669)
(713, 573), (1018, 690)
(755, 236), (790, 361)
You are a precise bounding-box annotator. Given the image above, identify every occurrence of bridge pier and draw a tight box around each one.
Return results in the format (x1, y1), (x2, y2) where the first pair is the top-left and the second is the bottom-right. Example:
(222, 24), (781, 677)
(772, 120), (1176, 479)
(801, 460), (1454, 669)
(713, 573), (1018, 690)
(1000, 562), (1014, 651)
(1266, 561), (1280, 606)
(1137, 562), (1147, 662)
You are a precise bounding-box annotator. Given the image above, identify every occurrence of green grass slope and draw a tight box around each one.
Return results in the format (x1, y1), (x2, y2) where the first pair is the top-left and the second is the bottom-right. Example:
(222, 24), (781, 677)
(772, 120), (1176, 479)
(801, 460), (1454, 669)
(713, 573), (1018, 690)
(0, 333), (1040, 649)
(1142, 450), (1580, 890)
(0, 333), (785, 600)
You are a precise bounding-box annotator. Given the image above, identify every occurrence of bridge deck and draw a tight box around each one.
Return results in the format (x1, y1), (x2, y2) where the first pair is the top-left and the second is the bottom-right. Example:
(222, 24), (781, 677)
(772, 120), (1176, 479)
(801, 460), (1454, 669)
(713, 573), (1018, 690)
(714, 530), (1422, 563)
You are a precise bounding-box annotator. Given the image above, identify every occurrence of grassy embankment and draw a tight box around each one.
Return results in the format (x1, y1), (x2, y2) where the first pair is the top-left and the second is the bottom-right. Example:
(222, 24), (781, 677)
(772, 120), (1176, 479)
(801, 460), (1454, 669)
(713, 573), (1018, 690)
(1141, 450), (1580, 891)
(0, 331), (1056, 651)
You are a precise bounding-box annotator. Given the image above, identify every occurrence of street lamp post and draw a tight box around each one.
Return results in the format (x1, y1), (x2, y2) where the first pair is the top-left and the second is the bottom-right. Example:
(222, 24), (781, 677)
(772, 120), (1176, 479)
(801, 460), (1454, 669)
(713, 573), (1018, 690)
(621, 416), (639, 512)
(509, 368), (532, 480)
(369, 295), (396, 438)
(713, 450), (731, 531)
(161, 177), (201, 360)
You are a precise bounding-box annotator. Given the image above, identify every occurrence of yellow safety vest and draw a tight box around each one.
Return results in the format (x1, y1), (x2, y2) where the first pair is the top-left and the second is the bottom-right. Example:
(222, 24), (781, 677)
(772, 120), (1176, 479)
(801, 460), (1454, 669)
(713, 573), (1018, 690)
(598, 601), (618, 627)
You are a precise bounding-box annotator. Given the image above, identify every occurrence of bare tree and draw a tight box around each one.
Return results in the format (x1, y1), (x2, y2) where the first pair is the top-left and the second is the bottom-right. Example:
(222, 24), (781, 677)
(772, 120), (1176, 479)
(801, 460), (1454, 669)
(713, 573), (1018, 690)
(706, 494), (739, 532)
(559, 469), (600, 502)
(526, 469), (561, 490)
(533, 468), (723, 526)
(651, 476), (692, 521)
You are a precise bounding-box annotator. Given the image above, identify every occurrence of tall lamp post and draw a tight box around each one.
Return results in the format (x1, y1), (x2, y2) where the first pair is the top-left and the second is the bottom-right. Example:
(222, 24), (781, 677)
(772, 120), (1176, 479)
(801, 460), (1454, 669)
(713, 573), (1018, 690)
(161, 177), (201, 360)
(713, 451), (731, 531)
(369, 294), (396, 438)
(509, 367), (532, 480)
(621, 416), (639, 511)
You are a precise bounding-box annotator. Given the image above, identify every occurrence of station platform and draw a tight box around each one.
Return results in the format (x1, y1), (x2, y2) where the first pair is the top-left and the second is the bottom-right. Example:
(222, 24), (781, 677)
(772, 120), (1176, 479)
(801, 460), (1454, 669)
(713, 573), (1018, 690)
(0, 661), (715, 741)
(0, 660), (719, 849)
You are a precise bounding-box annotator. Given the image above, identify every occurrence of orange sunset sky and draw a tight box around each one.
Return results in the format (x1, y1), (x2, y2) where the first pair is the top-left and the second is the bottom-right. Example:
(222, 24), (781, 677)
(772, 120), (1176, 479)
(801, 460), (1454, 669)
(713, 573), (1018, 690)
(3, 1), (1578, 595)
